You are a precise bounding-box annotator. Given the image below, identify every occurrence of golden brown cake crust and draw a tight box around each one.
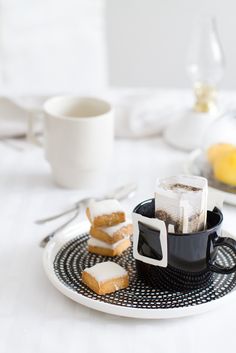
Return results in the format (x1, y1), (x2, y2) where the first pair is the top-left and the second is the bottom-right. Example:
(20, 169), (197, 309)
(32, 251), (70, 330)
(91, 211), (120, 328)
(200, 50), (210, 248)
(88, 239), (131, 257)
(90, 224), (133, 244)
(86, 208), (125, 227)
(82, 271), (129, 295)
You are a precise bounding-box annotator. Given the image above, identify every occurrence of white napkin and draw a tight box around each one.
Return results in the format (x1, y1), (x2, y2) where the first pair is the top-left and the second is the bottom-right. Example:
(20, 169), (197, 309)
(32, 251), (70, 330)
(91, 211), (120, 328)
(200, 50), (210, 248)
(109, 91), (185, 138)
(0, 97), (29, 138)
(0, 91), (186, 141)
(0, 96), (48, 139)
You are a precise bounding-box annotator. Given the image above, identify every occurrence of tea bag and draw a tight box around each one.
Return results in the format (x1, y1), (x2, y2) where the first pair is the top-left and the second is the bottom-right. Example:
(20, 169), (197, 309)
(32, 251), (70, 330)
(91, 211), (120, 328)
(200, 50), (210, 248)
(155, 176), (208, 234)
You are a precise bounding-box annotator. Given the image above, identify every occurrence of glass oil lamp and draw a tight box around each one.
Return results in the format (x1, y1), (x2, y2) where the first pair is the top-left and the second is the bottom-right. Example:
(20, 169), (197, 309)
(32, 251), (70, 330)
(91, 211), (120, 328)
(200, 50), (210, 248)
(165, 17), (225, 151)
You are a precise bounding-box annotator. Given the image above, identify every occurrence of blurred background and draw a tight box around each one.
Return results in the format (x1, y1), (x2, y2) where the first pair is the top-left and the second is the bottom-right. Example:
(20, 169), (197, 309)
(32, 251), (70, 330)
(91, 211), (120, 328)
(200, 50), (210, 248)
(107, 0), (235, 89)
(0, 0), (235, 95)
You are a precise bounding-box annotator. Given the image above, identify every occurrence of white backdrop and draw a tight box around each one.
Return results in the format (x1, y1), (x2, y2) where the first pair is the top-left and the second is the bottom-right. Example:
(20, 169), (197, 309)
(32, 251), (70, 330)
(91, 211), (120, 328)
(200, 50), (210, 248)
(0, 0), (235, 93)
(0, 0), (107, 95)
(106, 0), (236, 89)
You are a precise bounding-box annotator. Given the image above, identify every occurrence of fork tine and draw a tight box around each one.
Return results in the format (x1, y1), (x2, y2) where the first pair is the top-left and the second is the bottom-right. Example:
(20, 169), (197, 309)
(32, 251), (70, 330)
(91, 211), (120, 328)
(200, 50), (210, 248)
(39, 207), (81, 247)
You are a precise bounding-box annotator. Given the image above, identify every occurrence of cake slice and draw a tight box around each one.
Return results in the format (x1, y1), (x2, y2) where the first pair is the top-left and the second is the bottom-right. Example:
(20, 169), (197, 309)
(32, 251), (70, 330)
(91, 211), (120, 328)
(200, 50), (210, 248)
(82, 261), (129, 295)
(90, 221), (133, 244)
(86, 199), (125, 227)
(88, 236), (131, 257)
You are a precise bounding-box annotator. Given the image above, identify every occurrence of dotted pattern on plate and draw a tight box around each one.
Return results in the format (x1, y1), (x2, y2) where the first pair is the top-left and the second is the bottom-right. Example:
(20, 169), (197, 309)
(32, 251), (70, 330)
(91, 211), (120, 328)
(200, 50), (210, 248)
(53, 233), (236, 309)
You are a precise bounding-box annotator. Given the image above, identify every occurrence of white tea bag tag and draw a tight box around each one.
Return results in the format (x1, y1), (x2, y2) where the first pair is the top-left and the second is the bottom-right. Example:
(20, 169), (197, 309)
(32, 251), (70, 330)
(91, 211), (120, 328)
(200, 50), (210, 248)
(132, 213), (168, 268)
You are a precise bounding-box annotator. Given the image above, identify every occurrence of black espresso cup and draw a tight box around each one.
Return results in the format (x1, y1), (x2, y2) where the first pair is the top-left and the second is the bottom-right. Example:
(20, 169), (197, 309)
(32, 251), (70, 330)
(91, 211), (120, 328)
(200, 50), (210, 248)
(132, 198), (236, 291)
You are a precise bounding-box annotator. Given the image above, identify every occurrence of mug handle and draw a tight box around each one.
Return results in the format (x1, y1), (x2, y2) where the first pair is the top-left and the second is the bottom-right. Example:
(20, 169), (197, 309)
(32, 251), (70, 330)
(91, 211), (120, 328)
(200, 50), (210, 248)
(27, 109), (43, 146)
(208, 235), (236, 274)
(132, 213), (168, 268)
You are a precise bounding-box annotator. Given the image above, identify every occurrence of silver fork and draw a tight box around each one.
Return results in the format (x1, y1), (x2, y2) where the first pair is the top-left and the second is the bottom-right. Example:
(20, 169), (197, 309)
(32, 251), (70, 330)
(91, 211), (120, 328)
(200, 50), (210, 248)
(39, 207), (81, 248)
(35, 183), (137, 225)
(38, 183), (137, 248)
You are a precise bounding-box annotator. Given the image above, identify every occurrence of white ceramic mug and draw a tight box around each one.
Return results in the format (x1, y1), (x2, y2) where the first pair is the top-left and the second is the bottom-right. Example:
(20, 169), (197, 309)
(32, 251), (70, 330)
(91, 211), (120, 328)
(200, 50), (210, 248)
(43, 96), (114, 188)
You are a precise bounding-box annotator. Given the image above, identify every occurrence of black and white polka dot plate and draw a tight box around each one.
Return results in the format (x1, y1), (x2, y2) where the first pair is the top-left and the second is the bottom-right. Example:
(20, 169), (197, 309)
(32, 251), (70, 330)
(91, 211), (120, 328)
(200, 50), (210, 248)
(43, 221), (236, 319)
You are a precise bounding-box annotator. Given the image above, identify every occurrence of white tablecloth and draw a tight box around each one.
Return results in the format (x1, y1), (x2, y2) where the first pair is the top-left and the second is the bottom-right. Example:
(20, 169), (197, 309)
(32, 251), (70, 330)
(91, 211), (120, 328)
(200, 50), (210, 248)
(1, 137), (236, 353)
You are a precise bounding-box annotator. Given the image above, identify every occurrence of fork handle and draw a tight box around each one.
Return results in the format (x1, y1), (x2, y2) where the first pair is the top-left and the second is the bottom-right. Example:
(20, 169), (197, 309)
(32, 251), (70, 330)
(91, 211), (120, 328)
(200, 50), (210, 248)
(39, 207), (80, 248)
(35, 206), (77, 224)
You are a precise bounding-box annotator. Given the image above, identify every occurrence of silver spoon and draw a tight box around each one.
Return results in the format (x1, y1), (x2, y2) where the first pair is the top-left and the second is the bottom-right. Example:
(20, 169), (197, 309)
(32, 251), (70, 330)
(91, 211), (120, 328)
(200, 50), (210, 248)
(35, 183), (137, 225)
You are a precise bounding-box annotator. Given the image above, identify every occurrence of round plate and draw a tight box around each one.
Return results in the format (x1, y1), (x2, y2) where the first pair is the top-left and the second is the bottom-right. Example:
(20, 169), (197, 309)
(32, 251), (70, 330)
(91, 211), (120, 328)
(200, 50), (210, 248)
(43, 221), (236, 319)
(185, 149), (236, 206)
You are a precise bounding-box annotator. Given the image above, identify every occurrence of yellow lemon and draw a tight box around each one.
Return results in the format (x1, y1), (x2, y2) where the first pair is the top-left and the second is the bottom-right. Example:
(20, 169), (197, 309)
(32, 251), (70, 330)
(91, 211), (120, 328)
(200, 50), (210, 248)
(207, 143), (236, 165)
(213, 149), (236, 186)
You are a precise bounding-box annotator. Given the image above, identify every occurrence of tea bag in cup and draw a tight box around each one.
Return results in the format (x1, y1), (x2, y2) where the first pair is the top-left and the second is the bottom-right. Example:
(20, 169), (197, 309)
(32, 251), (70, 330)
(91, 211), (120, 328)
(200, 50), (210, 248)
(155, 176), (208, 233)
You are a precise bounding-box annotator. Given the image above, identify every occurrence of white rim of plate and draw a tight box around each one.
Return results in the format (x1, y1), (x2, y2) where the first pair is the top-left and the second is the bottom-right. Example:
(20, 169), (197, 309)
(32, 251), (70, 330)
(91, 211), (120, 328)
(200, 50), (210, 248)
(43, 220), (236, 319)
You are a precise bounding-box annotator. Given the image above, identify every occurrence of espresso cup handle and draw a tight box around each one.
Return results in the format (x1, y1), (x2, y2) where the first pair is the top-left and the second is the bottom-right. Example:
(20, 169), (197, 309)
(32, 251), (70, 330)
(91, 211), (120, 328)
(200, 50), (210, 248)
(208, 236), (236, 274)
(27, 110), (43, 146)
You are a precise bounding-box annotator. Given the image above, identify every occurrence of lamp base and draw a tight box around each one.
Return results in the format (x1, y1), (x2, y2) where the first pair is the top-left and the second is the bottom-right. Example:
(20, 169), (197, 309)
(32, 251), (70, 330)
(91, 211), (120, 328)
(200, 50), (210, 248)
(164, 109), (219, 151)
